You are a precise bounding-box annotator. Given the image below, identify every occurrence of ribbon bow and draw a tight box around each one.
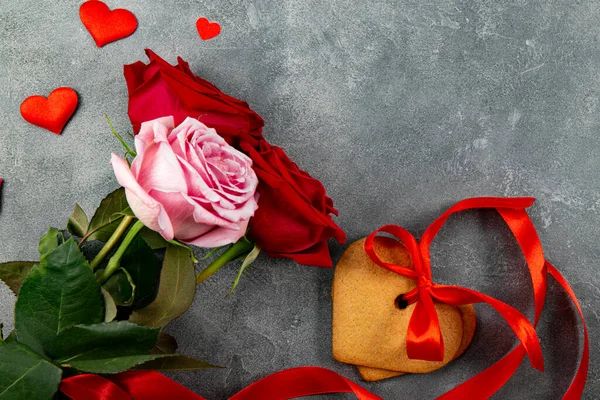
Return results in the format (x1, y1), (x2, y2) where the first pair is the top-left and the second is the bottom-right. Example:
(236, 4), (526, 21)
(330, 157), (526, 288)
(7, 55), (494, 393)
(364, 197), (545, 367)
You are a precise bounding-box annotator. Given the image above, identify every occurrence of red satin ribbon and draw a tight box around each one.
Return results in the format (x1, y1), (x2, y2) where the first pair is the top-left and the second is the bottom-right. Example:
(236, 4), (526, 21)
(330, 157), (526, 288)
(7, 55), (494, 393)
(364, 197), (544, 367)
(59, 367), (383, 400)
(364, 197), (588, 399)
(60, 197), (588, 399)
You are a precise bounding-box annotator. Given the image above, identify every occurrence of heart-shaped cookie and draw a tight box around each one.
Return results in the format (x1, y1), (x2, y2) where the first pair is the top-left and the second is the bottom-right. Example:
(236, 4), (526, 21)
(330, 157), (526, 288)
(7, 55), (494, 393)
(357, 304), (476, 381)
(196, 17), (221, 40)
(20, 87), (78, 134)
(80, 1), (138, 47)
(332, 236), (470, 373)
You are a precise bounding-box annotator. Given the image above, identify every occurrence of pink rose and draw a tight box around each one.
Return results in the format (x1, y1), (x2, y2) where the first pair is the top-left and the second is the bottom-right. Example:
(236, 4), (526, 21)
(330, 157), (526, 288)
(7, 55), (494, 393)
(111, 116), (259, 247)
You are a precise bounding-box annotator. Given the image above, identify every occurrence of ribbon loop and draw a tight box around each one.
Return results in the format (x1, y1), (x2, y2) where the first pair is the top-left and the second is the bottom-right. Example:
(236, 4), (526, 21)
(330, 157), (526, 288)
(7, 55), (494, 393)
(364, 224), (423, 279)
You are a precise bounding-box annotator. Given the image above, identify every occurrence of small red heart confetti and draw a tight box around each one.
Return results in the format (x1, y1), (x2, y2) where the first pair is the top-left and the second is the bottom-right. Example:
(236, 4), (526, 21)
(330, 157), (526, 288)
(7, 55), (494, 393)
(196, 17), (221, 40)
(20, 87), (79, 135)
(80, 1), (138, 47)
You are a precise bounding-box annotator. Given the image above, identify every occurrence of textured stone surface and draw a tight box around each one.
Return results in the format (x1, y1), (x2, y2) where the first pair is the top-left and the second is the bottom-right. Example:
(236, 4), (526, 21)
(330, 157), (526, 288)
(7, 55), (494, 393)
(0, 0), (597, 398)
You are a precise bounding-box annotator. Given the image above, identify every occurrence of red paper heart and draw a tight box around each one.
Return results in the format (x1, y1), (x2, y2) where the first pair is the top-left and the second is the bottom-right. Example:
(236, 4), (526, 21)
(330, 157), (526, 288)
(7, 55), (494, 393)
(80, 1), (137, 47)
(20, 87), (78, 135)
(196, 17), (221, 40)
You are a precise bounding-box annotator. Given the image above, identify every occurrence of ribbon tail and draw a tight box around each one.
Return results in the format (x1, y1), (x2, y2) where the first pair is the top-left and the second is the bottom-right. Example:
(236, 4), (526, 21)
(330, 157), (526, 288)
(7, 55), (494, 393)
(406, 289), (444, 362)
(61, 369), (379, 400)
(436, 264), (588, 399)
(229, 366), (382, 400)
(433, 207), (549, 399)
(498, 208), (547, 324)
(60, 374), (133, 400)
(437, 346), (527, 400)
(109, 371), (206, 400)
(431, 285), (544, 371)
(547, 263), (589, 400)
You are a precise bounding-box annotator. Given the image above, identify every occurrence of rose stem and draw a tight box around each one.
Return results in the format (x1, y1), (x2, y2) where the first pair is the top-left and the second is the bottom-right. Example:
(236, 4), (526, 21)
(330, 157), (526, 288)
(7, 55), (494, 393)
(96, 220), (145, 283)
(89, 216), (135, 271)
(196, 238), (254, 285)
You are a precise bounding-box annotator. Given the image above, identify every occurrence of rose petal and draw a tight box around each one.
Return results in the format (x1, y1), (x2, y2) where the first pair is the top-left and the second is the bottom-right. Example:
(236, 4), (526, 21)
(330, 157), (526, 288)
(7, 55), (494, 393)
(265, 241), (333, 267)
(138, 116), (175, 147)
(111, 153), (174, 238)
(176, 154), (220, 202)
(182, 218), (249, 248)
(149, 190), (213, 240)
(181, 193), (241, 229)
(136, 142), (187, 193)
(212, 195), (258, 223)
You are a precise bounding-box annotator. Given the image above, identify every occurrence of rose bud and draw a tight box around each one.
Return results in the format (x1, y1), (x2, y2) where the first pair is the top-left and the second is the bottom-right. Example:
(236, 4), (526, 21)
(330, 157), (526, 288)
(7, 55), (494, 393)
(124, 51), (346, 268)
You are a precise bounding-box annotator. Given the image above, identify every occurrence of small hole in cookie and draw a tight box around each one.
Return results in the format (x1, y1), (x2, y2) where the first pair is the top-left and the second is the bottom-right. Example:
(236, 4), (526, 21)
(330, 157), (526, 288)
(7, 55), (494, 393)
(395, 295), (409, 310)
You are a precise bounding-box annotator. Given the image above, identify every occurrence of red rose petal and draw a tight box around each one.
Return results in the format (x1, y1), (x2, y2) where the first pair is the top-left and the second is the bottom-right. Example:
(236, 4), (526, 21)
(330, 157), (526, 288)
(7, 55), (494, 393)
(196, 17), (221, 40)
(20, 87), (78, 135)
(80, 1), (138, 47)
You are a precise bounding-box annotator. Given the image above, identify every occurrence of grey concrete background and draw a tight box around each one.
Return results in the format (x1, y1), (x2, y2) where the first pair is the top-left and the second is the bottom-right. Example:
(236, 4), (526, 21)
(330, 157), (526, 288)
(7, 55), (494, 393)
(0, 0), (597, 398)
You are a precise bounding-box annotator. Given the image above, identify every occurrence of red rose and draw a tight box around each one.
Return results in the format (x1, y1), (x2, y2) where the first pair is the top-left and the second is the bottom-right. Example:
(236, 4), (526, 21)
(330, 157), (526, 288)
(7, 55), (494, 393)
(124, 50), (345, 267)
(241, 141), (346, 267)
(124, 49), (264, 146)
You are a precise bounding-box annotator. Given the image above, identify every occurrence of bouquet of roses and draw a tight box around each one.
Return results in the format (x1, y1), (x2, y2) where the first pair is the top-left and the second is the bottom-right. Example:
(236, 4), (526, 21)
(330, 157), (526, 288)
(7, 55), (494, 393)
(122, 49), (346, 284)
(0, 50), (345, 399)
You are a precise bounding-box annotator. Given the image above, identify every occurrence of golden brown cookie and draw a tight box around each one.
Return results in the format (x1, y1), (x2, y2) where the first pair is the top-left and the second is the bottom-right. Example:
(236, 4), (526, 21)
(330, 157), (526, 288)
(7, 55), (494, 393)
(332, 236), (466, 374)
(356, 304), (476, 381)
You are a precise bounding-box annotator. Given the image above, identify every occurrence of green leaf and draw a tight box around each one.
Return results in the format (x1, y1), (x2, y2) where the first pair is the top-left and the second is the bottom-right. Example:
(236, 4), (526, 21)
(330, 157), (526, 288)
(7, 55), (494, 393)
(229, 244), (261, 295)
(48, 321), (159, 365)
(47, 320), (166, 375)
(67, 204), (89, 237)
(102, 268), (136, 307)
(47, 322), (215, 374)
(137, 230), (195, 263)
(139, 228), (169, 250)
(86, 188), (129, 242)
(150, 332), (177, 355)
(134, 355), (219, 371)
(167, 240), (198, 263)
(38, 228), (60, 258)
(0, 262), (36, 295)
(15, 239), (104, 357)
(129, 245), (195, 328)
(116, 207), (135, 218)
(68, 354), (169, 374)
(0, 342), (62, 400)
(100, 288), (117, 323)
(120, 236), (161, 309)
